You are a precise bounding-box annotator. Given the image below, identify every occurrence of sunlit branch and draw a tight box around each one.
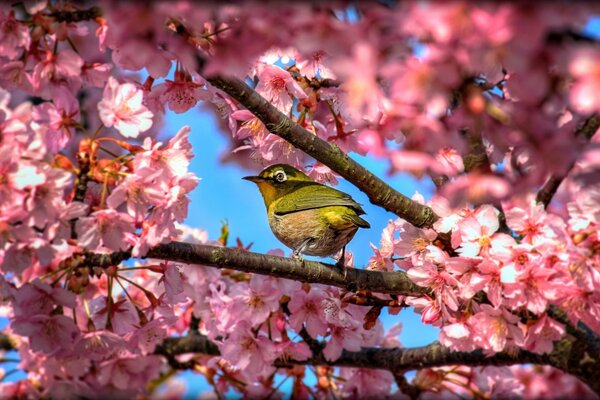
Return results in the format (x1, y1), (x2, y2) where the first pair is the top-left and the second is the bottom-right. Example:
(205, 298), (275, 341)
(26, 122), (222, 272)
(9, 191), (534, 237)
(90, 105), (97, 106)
(84, 241), (429, 297)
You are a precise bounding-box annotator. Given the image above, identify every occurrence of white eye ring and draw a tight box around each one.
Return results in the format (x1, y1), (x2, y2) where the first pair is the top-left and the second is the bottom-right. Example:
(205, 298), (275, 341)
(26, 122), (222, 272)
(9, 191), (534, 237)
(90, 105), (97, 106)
(274, 170), (287, 182)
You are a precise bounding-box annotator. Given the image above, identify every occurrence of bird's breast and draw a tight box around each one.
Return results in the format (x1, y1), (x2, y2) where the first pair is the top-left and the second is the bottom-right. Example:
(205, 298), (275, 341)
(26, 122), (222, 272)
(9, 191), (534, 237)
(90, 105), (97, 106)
(268, 208), (359, 257)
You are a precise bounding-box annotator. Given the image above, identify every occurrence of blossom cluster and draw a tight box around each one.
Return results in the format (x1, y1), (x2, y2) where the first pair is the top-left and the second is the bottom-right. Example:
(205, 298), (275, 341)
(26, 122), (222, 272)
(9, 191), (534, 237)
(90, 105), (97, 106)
(0, 1), (599, 399)
(367, 195), (599, 358)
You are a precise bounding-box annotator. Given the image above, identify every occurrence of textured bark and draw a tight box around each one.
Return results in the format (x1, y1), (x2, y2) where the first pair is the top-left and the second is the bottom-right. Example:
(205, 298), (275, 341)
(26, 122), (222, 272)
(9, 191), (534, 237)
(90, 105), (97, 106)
(49, 6), (102, 22)
(84, 241), (429, 296)
(154, 332), (600, 395)
(206, 75), (439, 229)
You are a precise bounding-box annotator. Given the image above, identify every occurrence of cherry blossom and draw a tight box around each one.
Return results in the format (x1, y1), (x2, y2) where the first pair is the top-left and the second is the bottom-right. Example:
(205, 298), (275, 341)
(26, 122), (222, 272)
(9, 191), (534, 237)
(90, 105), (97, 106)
(255, 63), (307, 112)
(98, 77), (153, 138)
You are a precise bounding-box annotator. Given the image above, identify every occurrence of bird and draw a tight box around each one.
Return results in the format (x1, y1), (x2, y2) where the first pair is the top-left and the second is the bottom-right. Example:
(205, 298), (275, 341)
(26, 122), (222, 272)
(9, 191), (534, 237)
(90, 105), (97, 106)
(243, 164), (370, 265)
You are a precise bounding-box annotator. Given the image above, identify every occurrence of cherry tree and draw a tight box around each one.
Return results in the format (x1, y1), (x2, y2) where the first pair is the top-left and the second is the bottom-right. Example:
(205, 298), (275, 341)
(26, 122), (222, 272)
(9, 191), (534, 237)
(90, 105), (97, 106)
(1, 1), (600, 398)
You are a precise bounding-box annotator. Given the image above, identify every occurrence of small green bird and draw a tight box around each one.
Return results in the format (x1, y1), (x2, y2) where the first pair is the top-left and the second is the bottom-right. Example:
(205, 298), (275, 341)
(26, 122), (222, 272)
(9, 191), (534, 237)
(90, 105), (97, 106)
(243, 164), (370, 263)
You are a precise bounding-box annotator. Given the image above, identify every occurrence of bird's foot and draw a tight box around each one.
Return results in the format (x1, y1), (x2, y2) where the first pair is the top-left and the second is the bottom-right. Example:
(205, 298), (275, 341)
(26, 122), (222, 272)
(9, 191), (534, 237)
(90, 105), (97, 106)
(334, 247), (347, 278)
(291, 249), (304, 262)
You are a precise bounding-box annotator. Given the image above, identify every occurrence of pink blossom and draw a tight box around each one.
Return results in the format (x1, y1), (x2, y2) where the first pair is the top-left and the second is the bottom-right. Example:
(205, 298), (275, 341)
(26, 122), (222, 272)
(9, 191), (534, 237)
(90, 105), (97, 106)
(231, 110), (270, 140)
(12, 279), (76, 317)
(90, 297), (140, 335)
(435, 146), (465, 176)
(503, 265), (556, 314)
(440, 322), (477, 352)
(156, 69), (208, 114)
(453, 205), (515, 257)
(32, 87), (80, 152)
(394, 220), (437, 258)
(81, 62), (112, 87)
(288, 286), (328, 338)
(0, 10), (31, 59)
(74, 330), (128, 361)
(473, 366), (525, 399)
(334, 42), (383, 121)
(524, 315), (565, 355)
(23, 166), (73, 230)
(278, 340), (312, 362)
(322, 295), (360, 328)
(219, 322), (278, 378)
(296, 50), (335, 80)
(513, 365), (597, 399)
(569, 49), (600, 113)
(31, 49), (83, 96)
(133, 126), (194, 180)
(441, 175), (512, 208)
(98, 77), (153, 138)
(128, 317), (174, 354)
(0, 61), (33, 92)
(568, 185), (600, 231)
(76, 209), (135, 251)
(322, 324), (362, 361)
(255, 64), (307, 112)
(470, 305), (524, 354)
(233, 274), (282, 327)
(340, 368), (394, 398)
(106, 167), (166, 220)
(158, 262), (185, 304)
(407, 262), (460, 312)
(97, 355), (162, 392)
(505, 200), (557, 246)
(406, 296), (442, 325)
(12, 314), (79, 355)
(469, 259), (504, 307)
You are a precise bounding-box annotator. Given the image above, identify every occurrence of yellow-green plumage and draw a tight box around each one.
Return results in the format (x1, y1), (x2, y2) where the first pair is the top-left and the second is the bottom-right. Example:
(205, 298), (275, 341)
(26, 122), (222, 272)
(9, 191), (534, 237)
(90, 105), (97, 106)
(243, 164), (369, 258)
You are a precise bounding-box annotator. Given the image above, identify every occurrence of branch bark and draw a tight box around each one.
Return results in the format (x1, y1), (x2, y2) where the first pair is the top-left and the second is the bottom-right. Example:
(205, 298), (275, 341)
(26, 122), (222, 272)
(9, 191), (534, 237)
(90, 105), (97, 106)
(84, 241), (429, 297)
(154, 331), (600, 395)
(48, 6), (102, 22)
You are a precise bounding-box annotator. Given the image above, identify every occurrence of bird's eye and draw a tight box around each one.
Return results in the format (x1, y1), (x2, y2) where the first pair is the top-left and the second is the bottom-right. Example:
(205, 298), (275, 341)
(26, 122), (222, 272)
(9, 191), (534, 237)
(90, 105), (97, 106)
(274, 170), (287, 182)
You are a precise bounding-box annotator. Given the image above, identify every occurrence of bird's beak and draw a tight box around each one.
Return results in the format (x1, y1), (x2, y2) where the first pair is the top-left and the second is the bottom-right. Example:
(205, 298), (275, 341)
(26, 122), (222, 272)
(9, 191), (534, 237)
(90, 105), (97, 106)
(242, 176), (265, 183)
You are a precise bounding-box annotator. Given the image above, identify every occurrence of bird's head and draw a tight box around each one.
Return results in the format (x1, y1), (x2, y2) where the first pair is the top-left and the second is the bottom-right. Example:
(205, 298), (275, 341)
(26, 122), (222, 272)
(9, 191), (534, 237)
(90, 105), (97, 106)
(243, 164), (313, 207)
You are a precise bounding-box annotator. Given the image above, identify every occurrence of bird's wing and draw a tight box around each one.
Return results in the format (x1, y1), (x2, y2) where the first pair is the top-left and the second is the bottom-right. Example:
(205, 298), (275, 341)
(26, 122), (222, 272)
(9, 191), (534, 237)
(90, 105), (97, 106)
(273, 183), (366, 215)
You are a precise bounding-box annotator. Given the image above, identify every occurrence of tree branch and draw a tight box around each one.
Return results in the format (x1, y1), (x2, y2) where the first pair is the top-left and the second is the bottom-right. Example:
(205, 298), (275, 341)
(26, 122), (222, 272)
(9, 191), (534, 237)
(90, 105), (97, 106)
(154, 332), (600, 395)
(84, 241), (429, 296)
(48, 6), (102, 22)
(83, 242), (600, 394)
(205, 75), (439, 229)
(536, 114), (599, 208)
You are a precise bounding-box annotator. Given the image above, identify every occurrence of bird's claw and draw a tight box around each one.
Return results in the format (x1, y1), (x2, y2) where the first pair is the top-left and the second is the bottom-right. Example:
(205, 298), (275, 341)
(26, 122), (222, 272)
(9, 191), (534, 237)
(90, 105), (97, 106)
(291, 249), (304, 262)
(334, 258), (347, 278)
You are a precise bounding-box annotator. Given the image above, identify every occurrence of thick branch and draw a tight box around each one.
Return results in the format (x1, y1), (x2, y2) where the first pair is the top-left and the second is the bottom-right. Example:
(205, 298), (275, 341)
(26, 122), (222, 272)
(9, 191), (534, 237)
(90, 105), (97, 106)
(48, 6), (102, 22)
(84, 242), (429, 296)
(536, 114), (599, 208)
(206, 75), (439, 228)
(155, 332), (600, 395)
(462, 128), (491, 175)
